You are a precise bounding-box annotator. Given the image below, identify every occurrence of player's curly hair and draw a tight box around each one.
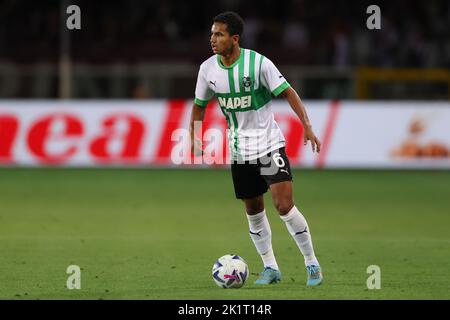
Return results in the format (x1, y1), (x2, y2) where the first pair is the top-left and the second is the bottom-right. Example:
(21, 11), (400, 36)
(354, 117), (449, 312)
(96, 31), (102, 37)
(213, 11), (244, 37)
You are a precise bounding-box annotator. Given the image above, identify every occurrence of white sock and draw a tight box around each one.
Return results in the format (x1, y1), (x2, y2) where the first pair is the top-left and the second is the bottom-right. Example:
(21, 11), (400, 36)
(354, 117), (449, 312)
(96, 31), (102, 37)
(246, 210), (279, 270)
(280, 206), (319, 266)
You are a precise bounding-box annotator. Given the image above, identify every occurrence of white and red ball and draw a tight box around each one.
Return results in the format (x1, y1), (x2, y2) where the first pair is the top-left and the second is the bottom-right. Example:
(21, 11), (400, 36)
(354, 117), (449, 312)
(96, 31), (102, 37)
(212, 254), (249, 289)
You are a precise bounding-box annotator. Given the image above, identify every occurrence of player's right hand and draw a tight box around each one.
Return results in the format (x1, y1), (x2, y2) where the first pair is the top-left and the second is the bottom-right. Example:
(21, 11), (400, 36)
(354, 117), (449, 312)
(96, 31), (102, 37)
(191, 139), (204, 156)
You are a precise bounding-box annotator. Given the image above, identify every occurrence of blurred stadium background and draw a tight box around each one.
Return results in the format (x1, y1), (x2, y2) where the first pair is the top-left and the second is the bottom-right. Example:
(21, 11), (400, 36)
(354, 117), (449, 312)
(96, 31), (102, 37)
(0, 0), (449, 300)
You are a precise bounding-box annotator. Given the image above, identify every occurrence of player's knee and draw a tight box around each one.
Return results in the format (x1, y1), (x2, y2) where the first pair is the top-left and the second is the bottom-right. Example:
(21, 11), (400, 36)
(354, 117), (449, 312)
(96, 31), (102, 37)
(246, 204), (264, 215)
(274, 200), (294, 215)
(243, 197), (264, 215)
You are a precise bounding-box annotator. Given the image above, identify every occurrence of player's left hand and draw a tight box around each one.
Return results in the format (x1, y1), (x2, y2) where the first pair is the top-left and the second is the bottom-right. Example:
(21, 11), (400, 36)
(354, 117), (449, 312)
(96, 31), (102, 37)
(304, 126), (321, 153)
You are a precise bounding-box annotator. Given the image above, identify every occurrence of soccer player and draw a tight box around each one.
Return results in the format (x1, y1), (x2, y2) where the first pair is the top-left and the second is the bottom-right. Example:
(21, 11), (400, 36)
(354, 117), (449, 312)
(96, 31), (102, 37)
(189, 11), (323, 286)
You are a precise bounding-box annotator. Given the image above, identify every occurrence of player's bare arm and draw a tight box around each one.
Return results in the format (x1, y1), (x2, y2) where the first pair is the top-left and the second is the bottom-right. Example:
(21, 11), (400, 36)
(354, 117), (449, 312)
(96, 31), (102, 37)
(189, 104), (206, 155)
(280, 87), (321, 153)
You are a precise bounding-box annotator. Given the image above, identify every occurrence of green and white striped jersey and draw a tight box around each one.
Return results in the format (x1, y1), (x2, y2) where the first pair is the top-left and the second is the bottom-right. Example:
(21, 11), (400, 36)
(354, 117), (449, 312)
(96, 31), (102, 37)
(194, 48), (291, 161)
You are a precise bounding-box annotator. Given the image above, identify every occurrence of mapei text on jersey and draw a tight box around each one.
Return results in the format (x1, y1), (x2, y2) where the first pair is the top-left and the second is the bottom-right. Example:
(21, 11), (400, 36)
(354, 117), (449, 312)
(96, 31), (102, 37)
(217, 96), (252, 109)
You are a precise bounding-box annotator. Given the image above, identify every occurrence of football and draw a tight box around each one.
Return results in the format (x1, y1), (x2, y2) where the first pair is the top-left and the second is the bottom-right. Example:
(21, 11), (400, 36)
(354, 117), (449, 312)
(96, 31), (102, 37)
(211, 254), (249, 288)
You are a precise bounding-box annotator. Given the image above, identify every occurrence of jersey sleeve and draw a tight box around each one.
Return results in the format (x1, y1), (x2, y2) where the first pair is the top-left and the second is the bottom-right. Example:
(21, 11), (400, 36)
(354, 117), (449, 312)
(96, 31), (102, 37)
(194, 64), (214, 108)
(260, 57), (291, 96)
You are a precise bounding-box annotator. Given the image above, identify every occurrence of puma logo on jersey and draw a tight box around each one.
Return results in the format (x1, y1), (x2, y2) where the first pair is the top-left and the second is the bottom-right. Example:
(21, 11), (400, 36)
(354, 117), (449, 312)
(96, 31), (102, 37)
(280, 169), (289, 175)
(209, 80), (216, 87)
(278, 75), (283, 79)
(218, 96), (252, 109)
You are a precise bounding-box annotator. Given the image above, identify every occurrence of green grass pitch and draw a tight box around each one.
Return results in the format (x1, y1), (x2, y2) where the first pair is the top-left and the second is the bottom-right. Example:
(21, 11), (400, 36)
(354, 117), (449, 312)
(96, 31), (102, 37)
(0, 168), (449, 299)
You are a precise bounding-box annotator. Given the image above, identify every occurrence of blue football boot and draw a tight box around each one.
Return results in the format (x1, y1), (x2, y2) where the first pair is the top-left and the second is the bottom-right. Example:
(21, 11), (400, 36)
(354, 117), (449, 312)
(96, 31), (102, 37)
(306, 265), (323, 286)
(254, 267), (282, 285)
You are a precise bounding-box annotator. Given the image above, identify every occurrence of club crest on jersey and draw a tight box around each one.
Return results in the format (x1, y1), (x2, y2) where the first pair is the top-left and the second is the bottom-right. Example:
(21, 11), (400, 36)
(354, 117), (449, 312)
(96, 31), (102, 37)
(242, 76), (252, 88)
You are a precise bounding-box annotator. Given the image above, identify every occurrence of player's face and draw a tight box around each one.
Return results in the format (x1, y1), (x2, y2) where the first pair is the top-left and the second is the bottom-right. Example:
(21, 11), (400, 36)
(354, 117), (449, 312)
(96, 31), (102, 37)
(210, 22), (238, 55)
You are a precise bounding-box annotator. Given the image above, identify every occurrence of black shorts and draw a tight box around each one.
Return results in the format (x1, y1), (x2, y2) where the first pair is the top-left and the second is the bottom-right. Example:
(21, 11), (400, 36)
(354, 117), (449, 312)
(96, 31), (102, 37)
(231, 147), (293, 199)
